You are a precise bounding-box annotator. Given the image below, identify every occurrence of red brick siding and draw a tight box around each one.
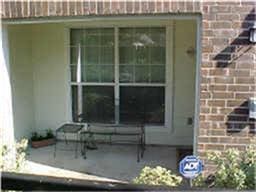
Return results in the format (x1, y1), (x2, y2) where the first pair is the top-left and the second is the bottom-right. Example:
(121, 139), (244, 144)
(1, 1), (255, 175)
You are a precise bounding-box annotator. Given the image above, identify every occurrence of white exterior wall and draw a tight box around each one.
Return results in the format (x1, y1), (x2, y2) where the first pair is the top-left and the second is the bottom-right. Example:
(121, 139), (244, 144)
(145, 20), (196, 145)
(8, 25), (35, 139)
(8, 19), (196, 145)
(172, 20), (196, 144)
(31, 24), (70, 132)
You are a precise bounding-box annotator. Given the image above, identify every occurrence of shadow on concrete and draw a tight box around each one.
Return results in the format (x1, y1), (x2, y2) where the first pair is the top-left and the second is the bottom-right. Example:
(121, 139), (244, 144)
(26, 143), (179, 182)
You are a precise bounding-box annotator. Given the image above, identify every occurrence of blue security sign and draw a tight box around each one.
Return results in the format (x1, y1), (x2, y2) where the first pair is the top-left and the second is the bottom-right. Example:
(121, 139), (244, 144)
(179, 155), (203, 178)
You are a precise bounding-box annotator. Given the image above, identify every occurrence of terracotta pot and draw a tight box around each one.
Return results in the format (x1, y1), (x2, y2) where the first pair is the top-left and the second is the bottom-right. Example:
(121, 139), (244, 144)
(31, 138), (55, 148)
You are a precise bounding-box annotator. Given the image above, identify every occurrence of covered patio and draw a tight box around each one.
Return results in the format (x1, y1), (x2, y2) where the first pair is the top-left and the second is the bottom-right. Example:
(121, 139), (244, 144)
(3, 15), (198, 183)
(1, 2), (255, 190)
(7, 17), (198, 144)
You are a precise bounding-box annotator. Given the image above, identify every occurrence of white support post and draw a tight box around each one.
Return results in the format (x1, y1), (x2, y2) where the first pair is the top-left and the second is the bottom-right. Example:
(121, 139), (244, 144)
(166, 22), (174, 131)
(77, 44), (83, 121)
(114, 27), (120, 124)
(193, 17), (202, 157)
(0, 24), (16, 167)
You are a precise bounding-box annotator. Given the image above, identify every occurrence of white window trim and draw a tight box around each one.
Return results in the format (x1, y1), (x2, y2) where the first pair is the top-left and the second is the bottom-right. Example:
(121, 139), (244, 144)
(67, 21), (174, 129)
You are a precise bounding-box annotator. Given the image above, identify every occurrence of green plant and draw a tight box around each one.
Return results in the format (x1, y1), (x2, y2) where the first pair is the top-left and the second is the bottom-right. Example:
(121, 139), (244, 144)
(31, 132), (40, 141)
(0, 139), (28, 172)
(193, 146), (256, 190)
(240, 146), (256, 189)
(45, 129), (54, 139)
(133, 166), (182, 187)
(31, 129), (54, 141)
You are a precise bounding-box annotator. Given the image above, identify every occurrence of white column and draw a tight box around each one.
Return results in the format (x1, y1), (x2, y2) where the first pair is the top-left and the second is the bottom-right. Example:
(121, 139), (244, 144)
(114, 27), (119, 124)
(0, 24), (15, 145)
(0, 24), (16, 167)
(77, 44), (83, 121)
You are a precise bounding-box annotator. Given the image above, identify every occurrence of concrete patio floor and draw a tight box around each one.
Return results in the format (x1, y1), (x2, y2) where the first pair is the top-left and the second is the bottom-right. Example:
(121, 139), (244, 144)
(26, 142), (179, 182)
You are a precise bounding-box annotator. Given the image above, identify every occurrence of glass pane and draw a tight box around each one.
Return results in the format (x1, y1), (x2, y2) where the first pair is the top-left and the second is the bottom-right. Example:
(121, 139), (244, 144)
(120, 65), (133, 83)
(119, 47), (134, 65)
(150, 28), (166, 46)
(100, 65), (114, 82)
(84, 47), (99, 65)
(151, 66), (165, 83)
(71, 28), (114, 83)
(135, 66), (149, 82)
(82, 65), (99, 82)
(85, 29), (99, 45)
(100, 47), (114, 65)
(70, 29), (84, 46)
(150, 47), (165, 65)
(70, 47), (78, 65)
(134, 28), (152, 47)
(135, 47), (149, 65)
(70, 65), (77, 82)
(119, 28), (133, 46)
(120, 87), (165, 125)
(100, 34), (114, 46)
(82, 86), (114, 123)
(119, 27), (166, 83)
(71, 86), (78, 122)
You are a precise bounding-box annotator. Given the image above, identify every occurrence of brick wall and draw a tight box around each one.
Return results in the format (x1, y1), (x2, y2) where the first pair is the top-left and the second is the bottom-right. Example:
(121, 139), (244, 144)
(197, 1), (256, 174)
(1, 1), (255, 174)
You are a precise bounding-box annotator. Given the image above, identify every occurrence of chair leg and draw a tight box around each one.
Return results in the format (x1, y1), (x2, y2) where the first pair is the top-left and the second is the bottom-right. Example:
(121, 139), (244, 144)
(137, 135), (140, 163)
(75, 133), (79, 158)
(141, 134), (145, 158)
(83, 141), (87, 159)
(54, 131), (58, 158)
(137, 143), (140, 163)
(64, 132), (68, 144)
(80, 134), (83, 155)
(81, 134), (87, 159)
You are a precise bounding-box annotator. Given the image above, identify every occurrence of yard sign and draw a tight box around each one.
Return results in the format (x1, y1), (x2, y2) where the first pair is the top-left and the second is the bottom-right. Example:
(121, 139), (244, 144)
(179, 155), (203, 179)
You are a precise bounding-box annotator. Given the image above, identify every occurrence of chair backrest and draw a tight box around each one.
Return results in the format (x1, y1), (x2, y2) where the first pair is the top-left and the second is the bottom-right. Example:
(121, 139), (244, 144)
(88, 123), (144, 134)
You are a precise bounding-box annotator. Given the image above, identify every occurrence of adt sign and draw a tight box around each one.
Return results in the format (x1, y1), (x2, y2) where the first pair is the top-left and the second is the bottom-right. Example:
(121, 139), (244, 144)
(179, 156), (203, 179)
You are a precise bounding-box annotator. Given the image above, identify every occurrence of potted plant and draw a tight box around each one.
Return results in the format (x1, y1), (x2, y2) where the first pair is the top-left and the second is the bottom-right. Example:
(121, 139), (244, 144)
(31, 129), (55, 148)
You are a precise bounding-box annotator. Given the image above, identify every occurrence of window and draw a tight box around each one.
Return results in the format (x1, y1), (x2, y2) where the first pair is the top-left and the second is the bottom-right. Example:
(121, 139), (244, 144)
(70, 27), (166, 125)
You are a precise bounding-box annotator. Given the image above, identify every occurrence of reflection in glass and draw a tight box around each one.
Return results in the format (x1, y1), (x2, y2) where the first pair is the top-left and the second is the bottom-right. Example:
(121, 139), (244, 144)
(119, 27), (166, 83)
(120, 66), (133, 82)
(101, 66), (114, 82)
(120, 87), (165, 125)
(70, 47), (78, 65)
(70, 65), (77, 82)
(70, 29), (84, 46)
(82, 86), (114, 123)
(151, 66), (165, 83)
(71, 86), (78, 122)
(71, 27), (166, 124)
(82, 65), (99, 82)
(70, 28), (114, 83)
(135, 66), (149, 82)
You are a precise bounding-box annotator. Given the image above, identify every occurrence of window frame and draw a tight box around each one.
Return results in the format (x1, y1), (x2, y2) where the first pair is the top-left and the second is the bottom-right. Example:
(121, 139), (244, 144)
(68, 22), (173, 128)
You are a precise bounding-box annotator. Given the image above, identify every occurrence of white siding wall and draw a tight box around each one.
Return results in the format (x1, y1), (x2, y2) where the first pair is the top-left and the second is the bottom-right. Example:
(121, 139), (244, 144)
(146, 20), (196, 145)
(31, 24), (70, 132)
(172, 20), (196, 143)
(8, 25), (35, 139)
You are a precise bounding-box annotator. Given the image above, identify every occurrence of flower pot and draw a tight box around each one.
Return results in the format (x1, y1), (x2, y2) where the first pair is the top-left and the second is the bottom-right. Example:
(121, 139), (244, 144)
(31, 138), (55, 148)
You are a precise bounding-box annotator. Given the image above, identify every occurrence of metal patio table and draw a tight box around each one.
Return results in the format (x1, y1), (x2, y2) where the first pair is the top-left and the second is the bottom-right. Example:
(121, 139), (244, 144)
(54, 123), (84, 158)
